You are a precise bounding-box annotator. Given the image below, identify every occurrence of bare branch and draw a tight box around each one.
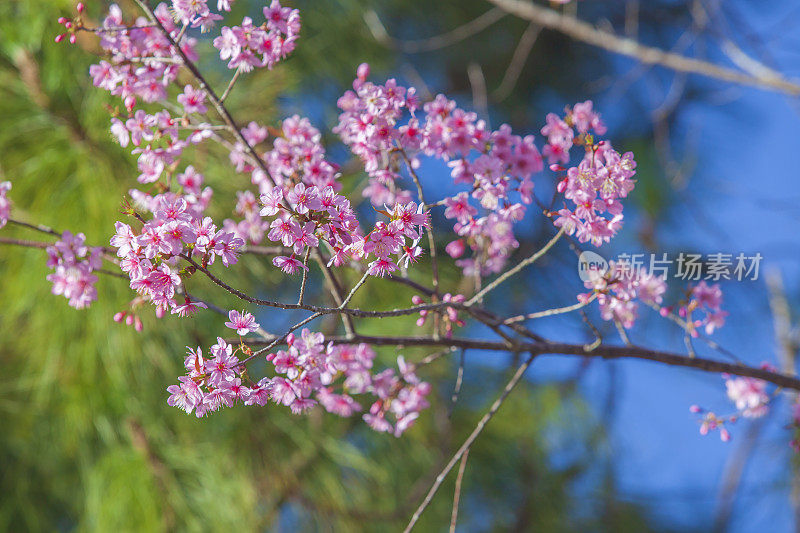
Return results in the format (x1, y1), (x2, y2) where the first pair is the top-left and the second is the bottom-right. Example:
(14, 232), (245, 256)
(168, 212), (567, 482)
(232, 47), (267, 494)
(364, 8), (506, 53)
(486, 0), (800, 96)
(404, 353), (535, 532)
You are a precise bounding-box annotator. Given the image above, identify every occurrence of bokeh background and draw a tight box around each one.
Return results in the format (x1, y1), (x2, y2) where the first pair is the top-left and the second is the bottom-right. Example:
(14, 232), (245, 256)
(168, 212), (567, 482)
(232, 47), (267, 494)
(2, 0), (800, 531)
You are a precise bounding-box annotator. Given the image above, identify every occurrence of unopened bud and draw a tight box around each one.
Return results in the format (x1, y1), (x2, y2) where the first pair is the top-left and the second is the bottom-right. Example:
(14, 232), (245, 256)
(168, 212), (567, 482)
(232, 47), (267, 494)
(356, 62), (370, 81)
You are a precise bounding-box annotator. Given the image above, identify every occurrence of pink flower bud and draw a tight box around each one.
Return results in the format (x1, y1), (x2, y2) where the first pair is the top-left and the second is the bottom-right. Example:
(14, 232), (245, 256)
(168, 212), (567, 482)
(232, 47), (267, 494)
(69, 34), (77, 44)
(134, 316), (143, 332)
(356, 62), (370, 81)
(720, 428), (731, 442)
(125, 314), (134, 326)
(557, 178), (568, 193)
(55, 34), (65, 43)
(689, 405), (701, 413)
(58, 17), (67, 24)
(113, 311), (126, 322)
(65, 21), (72, 29)
(286, 332), (295, 346)
(77, 2), (85, 13)
(445, 239), (465, 258)
(411, 295), (424, 305)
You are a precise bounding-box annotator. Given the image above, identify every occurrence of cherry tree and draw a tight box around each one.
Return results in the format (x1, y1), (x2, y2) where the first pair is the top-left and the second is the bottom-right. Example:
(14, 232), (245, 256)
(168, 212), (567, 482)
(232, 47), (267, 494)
(3, 0), (799, 529)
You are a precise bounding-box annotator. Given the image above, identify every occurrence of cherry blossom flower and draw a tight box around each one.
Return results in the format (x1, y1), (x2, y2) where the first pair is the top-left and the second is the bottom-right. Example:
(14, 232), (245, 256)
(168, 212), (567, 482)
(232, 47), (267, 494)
(224, 309), (260, 335)
(177, 84), (207, 115)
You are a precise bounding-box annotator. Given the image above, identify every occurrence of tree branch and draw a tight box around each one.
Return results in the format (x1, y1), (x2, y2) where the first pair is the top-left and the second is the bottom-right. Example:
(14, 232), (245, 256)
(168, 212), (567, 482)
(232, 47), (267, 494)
(486, 0), (800, 96)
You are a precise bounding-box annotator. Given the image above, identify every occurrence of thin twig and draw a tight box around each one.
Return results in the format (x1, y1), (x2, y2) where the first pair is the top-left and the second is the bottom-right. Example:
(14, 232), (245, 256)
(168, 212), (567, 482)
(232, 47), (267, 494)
(297, 248), (311, 305)
(364, 8), (506, 53)
(467, 228), (563, 305)
(404, 353), (536, 532)
(8, 218), (61, 237)
(219, 66), (243, 103)
(504, 293), (595, 324)
(493, 22), (542, 101)
(449, 449), (470, 533)
(449, 349), (466, 417)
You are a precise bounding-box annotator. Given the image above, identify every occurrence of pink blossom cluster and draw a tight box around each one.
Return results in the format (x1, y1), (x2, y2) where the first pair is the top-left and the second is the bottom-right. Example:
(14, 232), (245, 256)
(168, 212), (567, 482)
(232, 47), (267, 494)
(335, 66), (544, 275)
(580, 261), (667, 329)
(170, 0), (224, 29)
(109, 108), (212, 184)
(551, 138), (637, 246)
(55, 2), (86, 44)
(168, 329), (430, 436)
(223, 190), (268, 245)
(690, 372), (770, 442)
(45, 231), (102, 309)
(212, 0), (300, 72)
(89, 3), (195, 111)
(225, 116), (343, 248)
(110, 195), (243, 316)
(260, 180), (429, 277)
(412, 293), (466, 338)
(540, 102), (606, 164)
(689, 406), (733, 442)
(0, 181), (10, 229)
(724, 374), (769, 418)
(261, 115), (340, 191)
(682, 281), (728, 336)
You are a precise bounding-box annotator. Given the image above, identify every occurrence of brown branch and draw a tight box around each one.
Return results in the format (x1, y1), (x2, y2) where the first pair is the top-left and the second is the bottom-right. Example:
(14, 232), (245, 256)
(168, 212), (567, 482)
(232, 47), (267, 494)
(239, 333), (800, 392)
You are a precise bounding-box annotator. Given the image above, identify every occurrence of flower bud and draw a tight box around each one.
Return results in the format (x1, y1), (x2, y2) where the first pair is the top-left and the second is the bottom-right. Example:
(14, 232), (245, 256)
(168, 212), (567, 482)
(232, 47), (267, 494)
(445, 239), (465, 259)
(356, 62), (370, 81)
